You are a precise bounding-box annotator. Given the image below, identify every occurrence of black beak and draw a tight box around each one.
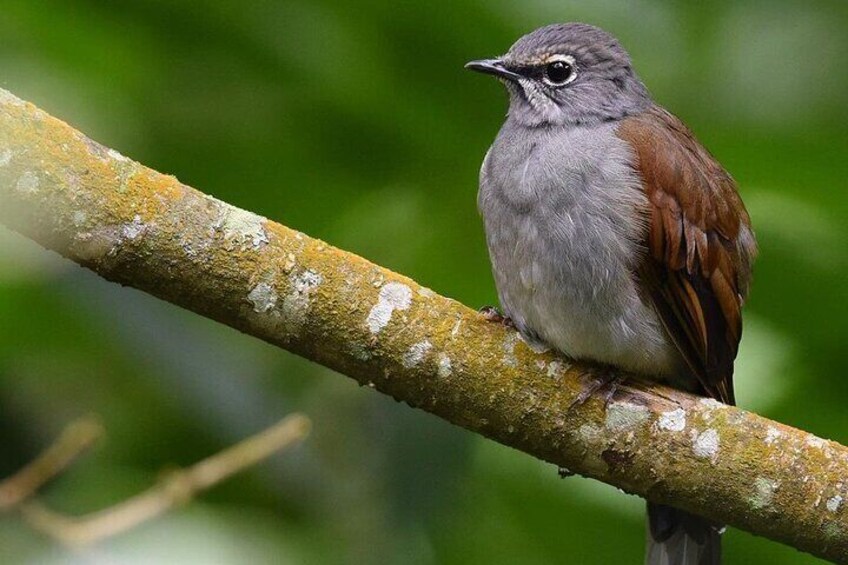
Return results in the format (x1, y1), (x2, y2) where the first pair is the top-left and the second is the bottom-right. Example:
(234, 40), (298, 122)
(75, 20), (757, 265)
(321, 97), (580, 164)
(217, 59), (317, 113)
(465, 58), (521, 81)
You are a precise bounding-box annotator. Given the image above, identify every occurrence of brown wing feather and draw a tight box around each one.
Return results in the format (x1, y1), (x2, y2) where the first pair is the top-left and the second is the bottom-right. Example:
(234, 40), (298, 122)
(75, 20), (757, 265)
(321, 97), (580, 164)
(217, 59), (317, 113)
(618, 106), (757, 405)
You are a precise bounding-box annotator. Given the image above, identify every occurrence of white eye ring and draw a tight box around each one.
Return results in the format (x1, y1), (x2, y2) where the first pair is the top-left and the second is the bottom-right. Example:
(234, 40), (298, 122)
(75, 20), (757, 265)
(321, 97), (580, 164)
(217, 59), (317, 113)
(542, 55), (577, 87)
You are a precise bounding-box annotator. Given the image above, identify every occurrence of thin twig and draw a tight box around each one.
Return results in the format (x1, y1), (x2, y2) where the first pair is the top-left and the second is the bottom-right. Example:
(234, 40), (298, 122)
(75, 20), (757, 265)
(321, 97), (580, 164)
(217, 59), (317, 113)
(19, 413), (310, 547)
(0, 416), (104, 511)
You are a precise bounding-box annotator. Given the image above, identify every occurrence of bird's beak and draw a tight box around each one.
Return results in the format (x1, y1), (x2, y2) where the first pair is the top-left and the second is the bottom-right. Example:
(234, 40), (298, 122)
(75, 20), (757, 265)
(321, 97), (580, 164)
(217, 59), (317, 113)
(465, 58), (521, 81)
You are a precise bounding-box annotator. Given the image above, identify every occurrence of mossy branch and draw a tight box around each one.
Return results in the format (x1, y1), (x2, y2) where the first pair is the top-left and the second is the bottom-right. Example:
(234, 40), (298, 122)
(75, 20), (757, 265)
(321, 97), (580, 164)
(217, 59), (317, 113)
(0, 88), (845, 562)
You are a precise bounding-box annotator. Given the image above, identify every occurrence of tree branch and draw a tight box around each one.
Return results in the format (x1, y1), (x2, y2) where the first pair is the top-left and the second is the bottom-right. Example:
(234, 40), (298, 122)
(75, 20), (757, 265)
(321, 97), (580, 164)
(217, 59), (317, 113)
(18, 413), (310, 547)
(0, 416), (104, 511)
(1, 88), (845, 562)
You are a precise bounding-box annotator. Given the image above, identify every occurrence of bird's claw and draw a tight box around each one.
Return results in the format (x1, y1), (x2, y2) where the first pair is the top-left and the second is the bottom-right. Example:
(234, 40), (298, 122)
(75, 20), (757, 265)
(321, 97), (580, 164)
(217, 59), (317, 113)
(478, 305), (514, 328)
(567, 368), (626, 411)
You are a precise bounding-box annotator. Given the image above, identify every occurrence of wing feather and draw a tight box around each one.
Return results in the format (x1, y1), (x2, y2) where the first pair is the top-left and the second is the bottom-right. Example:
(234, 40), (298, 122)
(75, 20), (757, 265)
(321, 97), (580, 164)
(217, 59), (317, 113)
(617, 106), (757, 405)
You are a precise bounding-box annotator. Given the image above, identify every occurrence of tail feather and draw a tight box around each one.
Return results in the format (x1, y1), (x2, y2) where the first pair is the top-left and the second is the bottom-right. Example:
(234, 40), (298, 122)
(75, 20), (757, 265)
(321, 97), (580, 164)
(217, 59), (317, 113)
(646, 503), (723, 565)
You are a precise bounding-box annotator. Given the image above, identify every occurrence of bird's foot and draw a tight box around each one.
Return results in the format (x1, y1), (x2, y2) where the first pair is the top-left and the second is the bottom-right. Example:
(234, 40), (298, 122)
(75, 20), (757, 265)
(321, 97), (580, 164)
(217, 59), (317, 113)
(478, 305), (514, 328)
(568, 367), (626, 411)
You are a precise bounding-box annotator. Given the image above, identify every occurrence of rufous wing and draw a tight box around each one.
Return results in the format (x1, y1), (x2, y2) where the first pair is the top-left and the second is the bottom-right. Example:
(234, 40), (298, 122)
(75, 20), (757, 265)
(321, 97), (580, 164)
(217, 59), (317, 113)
(618, 106), (757, 405)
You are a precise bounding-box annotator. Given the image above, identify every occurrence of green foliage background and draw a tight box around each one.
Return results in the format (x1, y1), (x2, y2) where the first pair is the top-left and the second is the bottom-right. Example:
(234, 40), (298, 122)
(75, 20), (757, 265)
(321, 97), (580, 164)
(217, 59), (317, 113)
(1, 1), (846, 563)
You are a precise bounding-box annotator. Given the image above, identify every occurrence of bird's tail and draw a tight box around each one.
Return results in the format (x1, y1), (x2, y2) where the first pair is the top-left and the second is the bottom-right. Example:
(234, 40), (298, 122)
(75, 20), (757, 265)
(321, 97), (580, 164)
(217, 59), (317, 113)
(646, 502), (723, 565)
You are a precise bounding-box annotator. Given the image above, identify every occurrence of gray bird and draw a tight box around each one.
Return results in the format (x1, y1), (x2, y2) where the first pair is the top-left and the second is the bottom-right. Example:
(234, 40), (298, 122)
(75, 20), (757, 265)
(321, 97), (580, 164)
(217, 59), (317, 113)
(467, 23), (757, 565)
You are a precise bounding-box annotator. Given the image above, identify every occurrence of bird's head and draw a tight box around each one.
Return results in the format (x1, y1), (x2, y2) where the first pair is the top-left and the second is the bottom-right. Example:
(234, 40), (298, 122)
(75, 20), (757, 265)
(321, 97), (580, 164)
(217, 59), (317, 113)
(466, 23), (651, 127)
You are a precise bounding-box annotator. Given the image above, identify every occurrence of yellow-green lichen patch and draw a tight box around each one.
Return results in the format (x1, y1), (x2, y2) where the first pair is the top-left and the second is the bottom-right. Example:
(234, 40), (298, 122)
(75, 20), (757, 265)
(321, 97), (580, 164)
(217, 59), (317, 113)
(450, 318), (463, 338)
(825, 521), (843, 540)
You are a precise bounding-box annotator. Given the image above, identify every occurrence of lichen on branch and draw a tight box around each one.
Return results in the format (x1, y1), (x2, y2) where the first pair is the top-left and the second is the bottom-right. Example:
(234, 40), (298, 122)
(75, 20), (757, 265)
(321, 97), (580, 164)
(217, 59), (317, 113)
(1, 88), (846, 562)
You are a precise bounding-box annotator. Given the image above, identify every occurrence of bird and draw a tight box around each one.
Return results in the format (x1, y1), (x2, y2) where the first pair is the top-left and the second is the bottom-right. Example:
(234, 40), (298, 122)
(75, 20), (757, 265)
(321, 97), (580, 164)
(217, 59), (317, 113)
(466, 23), (757, 565)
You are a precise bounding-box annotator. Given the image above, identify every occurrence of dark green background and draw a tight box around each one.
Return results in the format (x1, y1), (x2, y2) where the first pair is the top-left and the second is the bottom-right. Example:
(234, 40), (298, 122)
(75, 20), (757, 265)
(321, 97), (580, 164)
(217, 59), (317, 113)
(1, 1), (846, 563)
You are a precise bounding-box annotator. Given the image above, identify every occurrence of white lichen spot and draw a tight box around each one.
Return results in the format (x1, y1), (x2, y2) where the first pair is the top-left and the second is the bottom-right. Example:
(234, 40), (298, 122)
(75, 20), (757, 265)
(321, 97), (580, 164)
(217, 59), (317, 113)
(698, 397), (724, 410)
(502, 333), (520, 367)
(72, 210), (87, 227)
(403, 340), (432, 368)
(692, 428), (721, 461)
(0, 88), (24, 107)
(279, 269), (323, 330)
(578, 423), (602, 444)
(247, 282), (278, 313)
(16, 171), (39, 193)
(121, 215), (145, 240)
(546, 360), (570, 378)
(107, 148), (130, 162)
(417, 286), (435, 298)
(365, 282), (412, 334)
(0, 149), (12, 167)
(450, 319), (462, 338)
(764, 426), (784, 445)
(253, 229), (270, 247)
(437, 353), (452, 378)
(292, 269), (322, 293)
(657, 408), (686, 432)
(806, 435), (827, 449)
(605, 402), (651, 432)
(750, 477), (778, 510)
(214, 203), (269, 249)
(826, 495), (843, 513)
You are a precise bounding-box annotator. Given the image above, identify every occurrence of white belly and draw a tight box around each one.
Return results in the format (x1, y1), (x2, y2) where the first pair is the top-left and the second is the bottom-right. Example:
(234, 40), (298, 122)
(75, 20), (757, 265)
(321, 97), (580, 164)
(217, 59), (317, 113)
(479, 121), (681, 377)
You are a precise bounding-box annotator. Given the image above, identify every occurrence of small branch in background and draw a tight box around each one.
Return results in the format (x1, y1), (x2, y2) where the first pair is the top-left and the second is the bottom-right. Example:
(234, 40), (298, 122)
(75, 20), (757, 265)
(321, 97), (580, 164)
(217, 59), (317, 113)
(0, 416), (104, 511)
(19, 413), (310, 548)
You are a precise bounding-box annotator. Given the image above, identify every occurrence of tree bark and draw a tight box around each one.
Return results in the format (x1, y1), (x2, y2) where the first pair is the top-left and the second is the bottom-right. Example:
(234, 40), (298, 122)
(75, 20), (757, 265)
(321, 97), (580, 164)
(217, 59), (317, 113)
(1, 88), (846, 562)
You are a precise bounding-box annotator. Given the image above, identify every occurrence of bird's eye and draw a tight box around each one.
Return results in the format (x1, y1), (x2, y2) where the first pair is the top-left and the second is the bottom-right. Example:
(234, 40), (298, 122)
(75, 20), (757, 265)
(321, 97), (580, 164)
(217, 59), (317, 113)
(543, 57), (576, 86)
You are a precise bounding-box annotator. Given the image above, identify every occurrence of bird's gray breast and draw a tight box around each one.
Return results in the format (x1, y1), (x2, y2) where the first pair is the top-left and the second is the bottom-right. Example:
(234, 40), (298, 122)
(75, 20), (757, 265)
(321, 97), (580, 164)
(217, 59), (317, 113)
(478, 120), (679, 377)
